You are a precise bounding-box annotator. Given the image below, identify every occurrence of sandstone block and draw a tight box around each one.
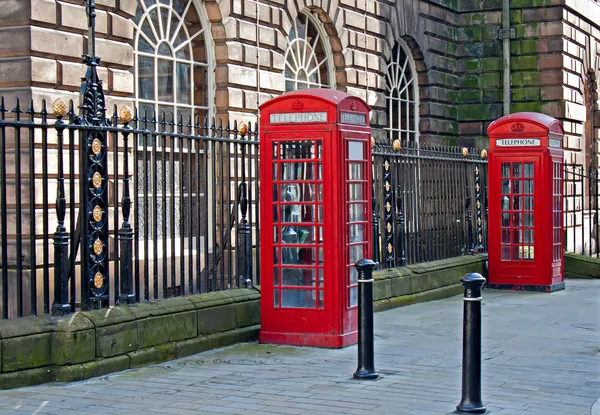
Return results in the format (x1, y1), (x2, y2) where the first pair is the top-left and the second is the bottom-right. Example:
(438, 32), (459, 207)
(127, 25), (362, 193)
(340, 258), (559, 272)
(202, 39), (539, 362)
(109, 68), (134, 95)
(95, 38), (133, 67)
(31, 27), (83, 59)
(31, 57), (58, 85)
(110, 12), (134, 40)
(31, 0), (56, 25)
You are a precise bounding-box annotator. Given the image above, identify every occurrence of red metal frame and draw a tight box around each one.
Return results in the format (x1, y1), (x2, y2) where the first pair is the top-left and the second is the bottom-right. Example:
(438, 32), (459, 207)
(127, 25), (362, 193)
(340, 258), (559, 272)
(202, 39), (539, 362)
(487, 112), (564, 292)
(259, 89), (372, 347)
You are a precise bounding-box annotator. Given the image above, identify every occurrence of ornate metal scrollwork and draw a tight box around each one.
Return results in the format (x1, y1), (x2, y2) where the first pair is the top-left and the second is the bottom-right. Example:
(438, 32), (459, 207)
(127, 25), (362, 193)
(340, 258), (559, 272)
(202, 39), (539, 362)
(75, 0), (110, 308)
(383, 157), (394, 267)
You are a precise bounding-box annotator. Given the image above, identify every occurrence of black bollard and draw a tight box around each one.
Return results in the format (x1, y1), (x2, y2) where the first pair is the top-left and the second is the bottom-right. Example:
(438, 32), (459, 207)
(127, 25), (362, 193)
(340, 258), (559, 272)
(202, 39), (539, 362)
(353, 258), (378, 380)
(456, 272), (487, 414)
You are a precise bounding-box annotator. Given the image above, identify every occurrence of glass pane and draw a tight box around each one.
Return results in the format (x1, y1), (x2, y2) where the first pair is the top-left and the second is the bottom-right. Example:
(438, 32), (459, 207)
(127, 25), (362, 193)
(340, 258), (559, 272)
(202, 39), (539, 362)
(281, 184), (316, 202)
(272, 164), (278, 180)
(280, 204), (315, 223)
(176, 63), (191, 104)
(318, 290), (324, 308)
(524, 163), (534, 178)
(349, 245), (364, 264)
(349, 203), (365, 222)
(501, 246), (510, 260)
(157, 58), (174, 102)
(280, 141), (314, 159)
(281, 289), (316, 308)
(149, 8), (161, 39)
(281, 247), (316, 265)
(512, 163), (522, 178)
(501, 180), (510, 194)
(317, 205), (322, 223)
(317, 184), (322, 201)
(274, 247), (279, 264)
(349, 224), (364, 243)
(157, 42), (171, 57)
(512, 180), (522, 194)
(348, 141), (364, 160)
(138, 56), (155, 100)
(512, 246), (522, 260)
(138, 36), (154, 53)
(280, 162), (314, 181)
(524, 180), (534, 194)
(274, 268), (280, 285)
(349, 266), (358, 284)
(524, 196), (534, 210)
(524, 230), (534, 243)
(281, 268), (316, 286)
(194, 66), (208, 107)
(274, 289), (280, 307)
(318, 269), (324, 286)
(512, 213), (522, 227)
(273, 226), (278, 243)
(512, 196), (522, 210)
(349, 184), (364, 201)
(524, 213), (534, 227)
(272, 143), (278, 159)
(281, 226), (314, 244)
(502, 213), (510, 227)
(512, 229), (522, 243)
(316, 141), (323, 159)
(501, 196), (510, 211)
(350, 286), (358, 307)
(523, 246), (534, 260)
(501, 229), (510, 244)
(349, 162), (363, 180)
(501, 163), (510, 178)
(317, 163), (322, 179)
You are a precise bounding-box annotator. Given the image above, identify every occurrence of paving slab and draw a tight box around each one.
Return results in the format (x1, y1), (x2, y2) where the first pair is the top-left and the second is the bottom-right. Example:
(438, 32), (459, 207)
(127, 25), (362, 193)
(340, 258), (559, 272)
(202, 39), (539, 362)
(0, 279), (598, 415)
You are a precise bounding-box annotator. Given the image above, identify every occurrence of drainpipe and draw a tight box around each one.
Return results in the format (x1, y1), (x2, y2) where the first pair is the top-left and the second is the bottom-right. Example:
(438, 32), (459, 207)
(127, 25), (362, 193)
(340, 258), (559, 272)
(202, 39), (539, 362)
(501, 0), (512, 116)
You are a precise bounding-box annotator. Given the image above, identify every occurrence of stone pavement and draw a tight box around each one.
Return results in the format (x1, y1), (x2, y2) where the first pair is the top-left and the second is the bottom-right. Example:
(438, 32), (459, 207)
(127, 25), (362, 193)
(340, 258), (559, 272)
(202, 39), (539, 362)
(0, 279), (598, 415)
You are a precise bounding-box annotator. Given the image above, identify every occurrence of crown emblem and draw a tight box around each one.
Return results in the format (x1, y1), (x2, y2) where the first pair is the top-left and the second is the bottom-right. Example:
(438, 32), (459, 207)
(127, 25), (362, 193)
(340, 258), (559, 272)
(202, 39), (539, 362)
(350, 101), (357, 111)
(292, 100), (304, 111)
(511, 123), (525, 133)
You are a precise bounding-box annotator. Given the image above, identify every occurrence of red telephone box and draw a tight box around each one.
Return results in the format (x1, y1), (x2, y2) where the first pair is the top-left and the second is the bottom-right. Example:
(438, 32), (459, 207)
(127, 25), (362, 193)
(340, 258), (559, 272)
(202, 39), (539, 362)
(258, 89), (372, 348)
(487, 112), (564, 292)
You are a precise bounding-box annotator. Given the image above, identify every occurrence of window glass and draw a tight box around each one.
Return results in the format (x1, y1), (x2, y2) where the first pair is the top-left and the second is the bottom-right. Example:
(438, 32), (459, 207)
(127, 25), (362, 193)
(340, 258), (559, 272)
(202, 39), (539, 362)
(386, 42), (419, 143)
(284, 14), (332, 92)
(133, 0), (212, 127)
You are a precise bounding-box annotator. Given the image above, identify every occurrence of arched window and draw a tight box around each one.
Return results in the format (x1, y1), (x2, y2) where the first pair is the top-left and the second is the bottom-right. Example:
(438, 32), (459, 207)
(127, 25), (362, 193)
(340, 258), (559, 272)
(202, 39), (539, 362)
(133, 0), (213, 125)
(284, 13), (333, 92)
(386, 42), (419, 143)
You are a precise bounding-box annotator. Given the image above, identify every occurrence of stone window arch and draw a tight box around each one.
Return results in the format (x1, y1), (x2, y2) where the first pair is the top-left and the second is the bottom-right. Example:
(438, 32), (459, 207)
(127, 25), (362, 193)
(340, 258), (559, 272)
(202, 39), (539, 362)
(385, 41), (419, 143)
(133, 0), (214, 126)
(284, 12), (335, 92)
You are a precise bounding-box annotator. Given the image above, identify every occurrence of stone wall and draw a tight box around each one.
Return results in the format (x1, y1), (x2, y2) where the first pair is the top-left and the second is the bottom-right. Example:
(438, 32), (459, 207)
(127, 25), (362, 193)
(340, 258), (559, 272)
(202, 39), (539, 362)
(0, 287), (260, 389)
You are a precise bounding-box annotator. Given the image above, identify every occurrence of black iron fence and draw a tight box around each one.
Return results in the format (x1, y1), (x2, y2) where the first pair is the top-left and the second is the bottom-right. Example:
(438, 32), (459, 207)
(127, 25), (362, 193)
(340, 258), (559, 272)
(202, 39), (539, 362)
(564, 162), (599, 258)
(0, 96), (259, 319)
(372, 142), (489, 267)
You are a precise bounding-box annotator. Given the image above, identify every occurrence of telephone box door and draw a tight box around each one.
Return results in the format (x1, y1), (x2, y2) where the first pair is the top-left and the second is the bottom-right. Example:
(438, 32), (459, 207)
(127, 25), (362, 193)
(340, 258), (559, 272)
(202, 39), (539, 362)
(261, 132), (331, 339)
(340, 131), (372, 335)
(492, 157), (539, 282)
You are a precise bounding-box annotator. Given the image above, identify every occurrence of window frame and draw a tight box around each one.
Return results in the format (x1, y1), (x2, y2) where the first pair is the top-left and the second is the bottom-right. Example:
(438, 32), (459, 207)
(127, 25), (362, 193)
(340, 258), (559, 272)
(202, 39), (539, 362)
(385, 40), (420, 144)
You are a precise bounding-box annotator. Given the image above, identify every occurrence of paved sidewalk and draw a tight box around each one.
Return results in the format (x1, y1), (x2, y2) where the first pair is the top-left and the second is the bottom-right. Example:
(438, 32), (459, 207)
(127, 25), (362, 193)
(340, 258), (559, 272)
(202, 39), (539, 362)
(0, 279), (598, 415)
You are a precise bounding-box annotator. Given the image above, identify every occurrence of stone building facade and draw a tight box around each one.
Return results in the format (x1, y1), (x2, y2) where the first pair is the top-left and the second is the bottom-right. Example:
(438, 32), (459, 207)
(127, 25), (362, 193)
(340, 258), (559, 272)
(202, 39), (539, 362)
(0, 0), (598, 316)
(0, 0), (597, 155)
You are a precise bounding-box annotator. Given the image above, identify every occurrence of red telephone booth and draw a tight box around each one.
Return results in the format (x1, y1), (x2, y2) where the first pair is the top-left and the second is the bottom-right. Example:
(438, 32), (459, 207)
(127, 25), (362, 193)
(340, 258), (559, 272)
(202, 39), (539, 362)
(487, 112), (564, 292)
(258, 89), (372, 348)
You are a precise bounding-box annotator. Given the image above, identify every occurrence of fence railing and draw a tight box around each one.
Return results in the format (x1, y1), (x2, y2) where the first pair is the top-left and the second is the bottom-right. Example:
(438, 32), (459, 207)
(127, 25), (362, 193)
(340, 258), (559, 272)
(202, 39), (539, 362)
(564, 163), (599, 258)
(372, 142), (489, 267)
(0, 96), (260, 319)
